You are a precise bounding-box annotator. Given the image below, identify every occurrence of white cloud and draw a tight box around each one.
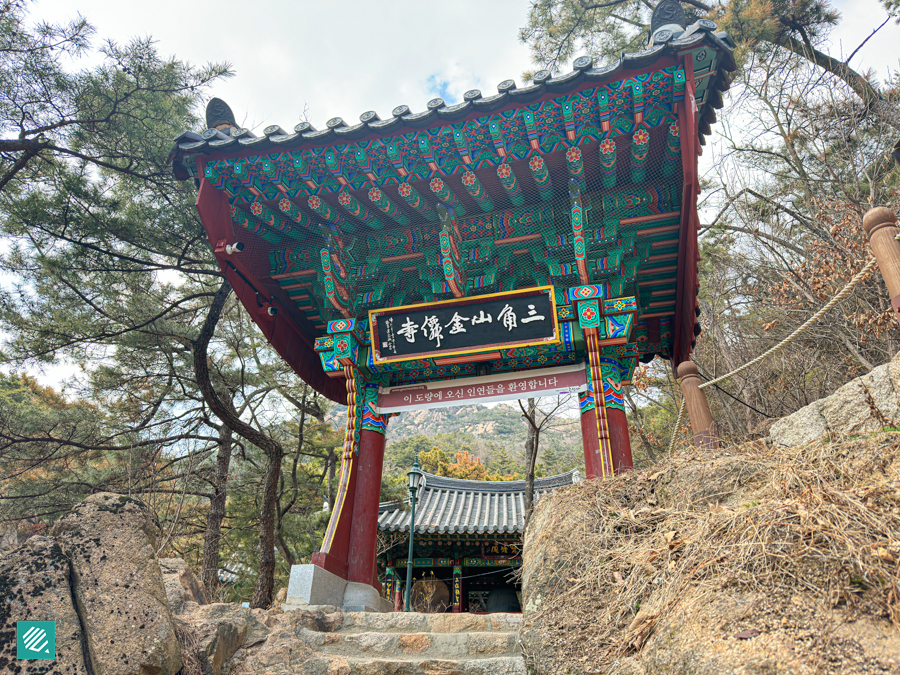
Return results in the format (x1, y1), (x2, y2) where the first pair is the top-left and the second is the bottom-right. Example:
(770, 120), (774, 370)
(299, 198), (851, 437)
(31, 0), (535, 132)
(22, 0), (898, 394)
(30, 0), (897, 128)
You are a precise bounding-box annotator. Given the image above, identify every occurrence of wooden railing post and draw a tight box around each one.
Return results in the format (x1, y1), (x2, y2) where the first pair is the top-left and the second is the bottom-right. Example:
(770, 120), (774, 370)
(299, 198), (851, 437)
(863, 207), (900, 325)
(676, 361), (718, 449)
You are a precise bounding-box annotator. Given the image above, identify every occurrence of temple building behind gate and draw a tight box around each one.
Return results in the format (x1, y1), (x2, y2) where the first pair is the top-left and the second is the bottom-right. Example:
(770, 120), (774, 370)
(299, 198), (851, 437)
(377, 470), (580, 612)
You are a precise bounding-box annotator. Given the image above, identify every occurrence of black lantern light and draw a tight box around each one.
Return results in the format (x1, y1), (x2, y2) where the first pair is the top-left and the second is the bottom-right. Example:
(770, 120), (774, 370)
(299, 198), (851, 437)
(404, 456), (424, 612)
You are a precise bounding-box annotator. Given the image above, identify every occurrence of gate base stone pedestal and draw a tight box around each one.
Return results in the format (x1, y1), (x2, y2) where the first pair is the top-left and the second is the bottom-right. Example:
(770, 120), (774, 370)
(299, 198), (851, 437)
(283, 564), (392, 613)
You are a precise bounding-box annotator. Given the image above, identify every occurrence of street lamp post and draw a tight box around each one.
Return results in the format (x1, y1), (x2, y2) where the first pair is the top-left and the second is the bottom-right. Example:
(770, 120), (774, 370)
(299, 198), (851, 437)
(404, 456), (424, 612)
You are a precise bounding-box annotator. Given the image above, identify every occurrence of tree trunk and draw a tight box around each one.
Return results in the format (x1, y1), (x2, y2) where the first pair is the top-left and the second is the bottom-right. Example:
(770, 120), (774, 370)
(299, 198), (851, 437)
(200, 423), (233, 597)
(525, 426), (541, 519)
(275, 525), (296, 568)
(523, 398), (539, 515)
(777, 33), (900, 133)
(254, 447), (283, 606)
(192, 278), (286, 609)
(524, 398), (536, 464)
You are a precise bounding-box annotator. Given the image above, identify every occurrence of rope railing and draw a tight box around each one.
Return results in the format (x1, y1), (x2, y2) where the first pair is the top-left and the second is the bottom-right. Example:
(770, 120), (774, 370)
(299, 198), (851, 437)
(666, 234), (895, 453)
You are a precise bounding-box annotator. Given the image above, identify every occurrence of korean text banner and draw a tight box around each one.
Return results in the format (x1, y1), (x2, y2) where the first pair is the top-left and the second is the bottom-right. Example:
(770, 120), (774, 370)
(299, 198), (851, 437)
(376, 363), (586, 413)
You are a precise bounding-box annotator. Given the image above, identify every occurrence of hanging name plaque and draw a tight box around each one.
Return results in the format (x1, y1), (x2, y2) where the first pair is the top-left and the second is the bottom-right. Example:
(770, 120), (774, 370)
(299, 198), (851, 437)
(369, 286), (558, 364)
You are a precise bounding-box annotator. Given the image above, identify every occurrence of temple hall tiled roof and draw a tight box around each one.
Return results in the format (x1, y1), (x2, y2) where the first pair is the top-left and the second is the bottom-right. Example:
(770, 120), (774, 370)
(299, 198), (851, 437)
(377, 469), (581, 536)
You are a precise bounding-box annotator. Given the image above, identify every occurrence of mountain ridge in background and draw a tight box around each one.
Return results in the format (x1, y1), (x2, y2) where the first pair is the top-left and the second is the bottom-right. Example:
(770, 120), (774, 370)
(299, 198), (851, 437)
(381, 403), (585, 478)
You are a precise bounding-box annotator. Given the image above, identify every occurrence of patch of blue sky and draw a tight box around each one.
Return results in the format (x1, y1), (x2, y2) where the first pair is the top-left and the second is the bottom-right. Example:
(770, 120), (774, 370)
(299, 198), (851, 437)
(426, 74), (456, 104)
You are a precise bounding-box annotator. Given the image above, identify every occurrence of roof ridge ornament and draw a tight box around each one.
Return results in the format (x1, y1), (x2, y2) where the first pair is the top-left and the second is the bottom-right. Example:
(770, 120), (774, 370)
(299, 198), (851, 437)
(649, 0), (687, 46)
(206, 97), (236, 131)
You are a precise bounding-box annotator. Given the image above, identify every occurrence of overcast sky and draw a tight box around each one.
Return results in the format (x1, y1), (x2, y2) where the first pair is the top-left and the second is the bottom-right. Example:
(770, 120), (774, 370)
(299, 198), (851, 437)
(30, 0), (898, 136)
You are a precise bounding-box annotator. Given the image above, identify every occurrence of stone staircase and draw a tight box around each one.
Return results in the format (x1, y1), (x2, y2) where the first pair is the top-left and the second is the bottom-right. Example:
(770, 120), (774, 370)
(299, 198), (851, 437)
(269, 609), (526, 674)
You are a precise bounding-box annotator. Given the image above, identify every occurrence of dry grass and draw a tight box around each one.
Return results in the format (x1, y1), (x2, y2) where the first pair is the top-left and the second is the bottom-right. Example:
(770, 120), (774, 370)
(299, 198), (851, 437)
(521, 434), (900, 672)
(173, 618), (203, 675)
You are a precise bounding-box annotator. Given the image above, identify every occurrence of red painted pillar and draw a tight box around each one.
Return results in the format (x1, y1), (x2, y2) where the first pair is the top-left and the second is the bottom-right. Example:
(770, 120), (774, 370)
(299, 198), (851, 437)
(579, 348), (634, 477)
(347, 428), (388, 585)
(312, 369), (361, 579)
(311, 464), (358, 578)
(606, 408), (634, 474)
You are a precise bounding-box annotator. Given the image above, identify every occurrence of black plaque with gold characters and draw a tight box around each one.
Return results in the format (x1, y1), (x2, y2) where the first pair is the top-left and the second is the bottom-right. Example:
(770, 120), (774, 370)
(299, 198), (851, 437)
(369, 287), (558, 364)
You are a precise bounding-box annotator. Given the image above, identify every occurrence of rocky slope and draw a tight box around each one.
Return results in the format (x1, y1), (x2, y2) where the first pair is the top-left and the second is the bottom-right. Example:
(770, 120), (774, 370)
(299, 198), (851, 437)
(0, 493), (185, 675)
(0, 490), (527, 674)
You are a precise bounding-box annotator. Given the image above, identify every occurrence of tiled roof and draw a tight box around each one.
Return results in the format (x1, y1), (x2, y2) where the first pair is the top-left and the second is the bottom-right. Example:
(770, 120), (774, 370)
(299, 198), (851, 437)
(377, 469), (581, 536)
(170, 24), (735, 171)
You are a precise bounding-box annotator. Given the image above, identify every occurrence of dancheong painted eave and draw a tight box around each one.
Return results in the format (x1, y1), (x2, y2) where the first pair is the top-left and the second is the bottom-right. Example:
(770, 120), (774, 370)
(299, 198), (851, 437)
(377, 469), (581, 536)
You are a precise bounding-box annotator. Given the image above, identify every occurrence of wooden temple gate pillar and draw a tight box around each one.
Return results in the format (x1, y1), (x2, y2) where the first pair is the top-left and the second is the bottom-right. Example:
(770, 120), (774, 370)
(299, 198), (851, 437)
(384, 567), (395, 606)
(347, 385), (389, 589)
(313, 320), (390, 592)
(575, 315), (634, 477)
(676, 360), (718, 449)
(311, 367), (363, 578)
(452, 565), (462, 613)
(573, 286), (635, 477)
(862, 207), (900, 324)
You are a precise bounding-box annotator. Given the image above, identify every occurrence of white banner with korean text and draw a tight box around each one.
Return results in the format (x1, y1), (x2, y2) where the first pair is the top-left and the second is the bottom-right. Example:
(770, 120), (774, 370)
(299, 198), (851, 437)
(374, 363), (587, 413)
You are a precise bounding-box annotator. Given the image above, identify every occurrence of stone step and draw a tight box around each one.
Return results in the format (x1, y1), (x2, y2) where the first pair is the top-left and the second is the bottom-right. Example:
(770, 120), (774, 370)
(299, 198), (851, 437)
(339, 611), (523, 634)
(300, 629), (520, 659)
(303, 654), (527, 675)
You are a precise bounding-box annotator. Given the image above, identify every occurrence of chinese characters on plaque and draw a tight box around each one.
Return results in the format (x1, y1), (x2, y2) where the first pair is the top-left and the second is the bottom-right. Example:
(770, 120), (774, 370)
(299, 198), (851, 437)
(370, 288), (557, 363)
(483, 542), (522, 557)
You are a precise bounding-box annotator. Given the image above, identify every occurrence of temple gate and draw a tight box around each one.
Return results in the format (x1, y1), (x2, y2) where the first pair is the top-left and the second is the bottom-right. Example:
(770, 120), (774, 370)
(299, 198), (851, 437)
(171, 3), (735, 609)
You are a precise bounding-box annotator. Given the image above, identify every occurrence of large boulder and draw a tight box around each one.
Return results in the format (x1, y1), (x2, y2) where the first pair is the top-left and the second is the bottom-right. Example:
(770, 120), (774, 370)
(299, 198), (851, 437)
(159, 557), (207, 614)
(768, 399), (828, 448)
(0, 535), (88, 674)
(50, 492), (182, 675)
(770, 354), (900, 448)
